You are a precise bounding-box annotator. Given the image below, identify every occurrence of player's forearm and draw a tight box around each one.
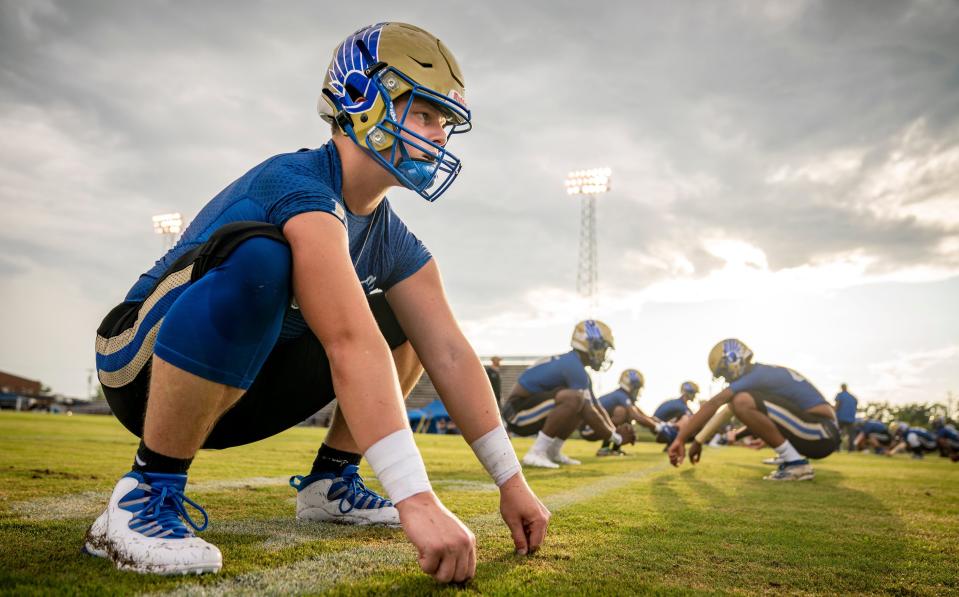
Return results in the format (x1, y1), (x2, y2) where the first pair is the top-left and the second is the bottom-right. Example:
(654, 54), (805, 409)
(421, 338), (503, 443)
(325, 336), (410, 451)
(678, 390), (732, 443)
(632, 408), (657, 430)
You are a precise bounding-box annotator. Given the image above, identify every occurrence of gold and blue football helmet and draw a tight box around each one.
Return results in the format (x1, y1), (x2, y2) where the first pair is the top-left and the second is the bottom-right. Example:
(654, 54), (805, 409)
(708, 339), (753, 382)
(319, 23), (471, 201)
(680, 381), (700, 397)
(619, 369), (645, 398)
(571, 320), (615, 372)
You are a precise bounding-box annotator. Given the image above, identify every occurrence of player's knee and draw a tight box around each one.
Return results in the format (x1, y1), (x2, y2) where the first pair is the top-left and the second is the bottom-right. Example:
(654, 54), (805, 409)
(228, 237), (292, 293)
(556, 389), (587, 409)
(212, 237), (291, 331)
(729, 392), (756, 413)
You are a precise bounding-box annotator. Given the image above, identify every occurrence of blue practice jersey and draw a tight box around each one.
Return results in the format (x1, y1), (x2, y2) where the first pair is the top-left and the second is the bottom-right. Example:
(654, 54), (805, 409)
(903, 426), (935, 442)
(728, 363), (827, 411)
(834, 391), (858, 423)
(936, 424), (958, 441)
(653, 398), (692, 422)
(517, 351), (592, 394)
(859, 420), (888, 436)
(598, 388), (633, 415)
(126, 141), (431, 309)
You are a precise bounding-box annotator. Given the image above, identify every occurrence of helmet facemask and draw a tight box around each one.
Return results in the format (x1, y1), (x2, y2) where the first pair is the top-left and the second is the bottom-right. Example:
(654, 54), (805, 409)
(365, 69), (471, 201)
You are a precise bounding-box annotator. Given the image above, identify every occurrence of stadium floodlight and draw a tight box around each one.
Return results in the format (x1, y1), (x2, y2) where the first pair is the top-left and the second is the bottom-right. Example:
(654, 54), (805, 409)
(152, 212), (183, 250)
(564, 167), (612, 196)
(564, 168), (611, 316)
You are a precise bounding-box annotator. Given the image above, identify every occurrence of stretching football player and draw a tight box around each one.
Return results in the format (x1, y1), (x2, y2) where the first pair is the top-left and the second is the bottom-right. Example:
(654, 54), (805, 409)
(87, 23), (549, 582)
(501, 321), (635, 468)
(853, 419), (893, 454)
(653, 381), (699, 427)
(887, 422), (939, 459)
(580, 369), (660, 456)
(668, 339), (840, 481)
(931, 416), (959, 462)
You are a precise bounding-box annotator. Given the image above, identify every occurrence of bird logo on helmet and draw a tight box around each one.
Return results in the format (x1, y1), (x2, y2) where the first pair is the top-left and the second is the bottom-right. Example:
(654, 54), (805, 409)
(680, 381), (700, 397)
(571, 320), (615, 372)
(619, 369), (644, 398)
(707, 338), (753, 382)
(319, 23), (472, 202)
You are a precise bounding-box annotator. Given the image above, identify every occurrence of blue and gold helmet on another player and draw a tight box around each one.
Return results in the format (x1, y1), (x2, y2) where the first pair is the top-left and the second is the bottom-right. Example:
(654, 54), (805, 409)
(680, 381), (700, 398)
(319, 23), (472, 202)
(619, 369), (644, 399)
(888, 421), (908, 437)
(571, 320), (615, 372)
(708, 339), (753, 382)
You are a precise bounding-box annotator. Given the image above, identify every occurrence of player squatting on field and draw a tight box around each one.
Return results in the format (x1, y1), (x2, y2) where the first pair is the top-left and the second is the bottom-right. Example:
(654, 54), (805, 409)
(88, 22), (549, 582)
(500, 320), (637, 469)
(668, 339), (841, 481)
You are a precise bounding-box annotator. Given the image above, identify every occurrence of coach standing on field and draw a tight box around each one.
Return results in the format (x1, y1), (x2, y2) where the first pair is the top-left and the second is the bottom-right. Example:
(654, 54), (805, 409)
(834, 383), (858, 452)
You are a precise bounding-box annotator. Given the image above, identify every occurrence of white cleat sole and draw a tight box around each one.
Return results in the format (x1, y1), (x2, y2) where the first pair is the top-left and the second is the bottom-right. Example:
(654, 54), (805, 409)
(521, 452), (560, 469)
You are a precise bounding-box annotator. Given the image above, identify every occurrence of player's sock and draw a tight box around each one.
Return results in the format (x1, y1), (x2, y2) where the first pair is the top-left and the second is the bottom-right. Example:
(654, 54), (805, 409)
(600, 439), (611, 450)
(548, 436), (566, 456)
(773, 440), (803, 463)
(532, 431), (554, 454)
(131, 439), (193, 475)
(310, 443), (362, 476)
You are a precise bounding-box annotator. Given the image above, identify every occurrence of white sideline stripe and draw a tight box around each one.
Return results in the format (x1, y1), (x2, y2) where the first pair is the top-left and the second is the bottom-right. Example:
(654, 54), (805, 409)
(8, 476), (291, 521)
(154, 463), (669, 596)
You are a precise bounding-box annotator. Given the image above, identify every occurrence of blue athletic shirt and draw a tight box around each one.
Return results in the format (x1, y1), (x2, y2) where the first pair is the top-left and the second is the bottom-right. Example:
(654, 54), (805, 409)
(859, 420), (888, 435)
(598, 388), (633, 414)
(653, 398), (692, 421)
(834, 390), (858, 423)
(728, 363), (827, 410)
(126, 141), (431, 305)
(517, 351), (592, 394)
(937, 424), (958, 441)
(903, 426), (935, 442)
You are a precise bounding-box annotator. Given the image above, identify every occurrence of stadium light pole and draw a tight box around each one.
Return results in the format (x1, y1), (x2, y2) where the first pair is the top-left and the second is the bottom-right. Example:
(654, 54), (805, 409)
(565, 167), (611, 317)
(152, 212), (183, 251)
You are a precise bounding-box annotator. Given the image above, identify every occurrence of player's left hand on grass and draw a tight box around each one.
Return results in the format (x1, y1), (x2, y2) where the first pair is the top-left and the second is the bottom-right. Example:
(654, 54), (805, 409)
(498, 473), (550, 556)
(688, 440), (703, 464)
(667, 439), (685, 467)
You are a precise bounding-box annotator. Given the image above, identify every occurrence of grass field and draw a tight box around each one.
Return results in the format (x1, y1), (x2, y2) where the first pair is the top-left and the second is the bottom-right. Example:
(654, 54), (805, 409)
(1, 411), (957, 596)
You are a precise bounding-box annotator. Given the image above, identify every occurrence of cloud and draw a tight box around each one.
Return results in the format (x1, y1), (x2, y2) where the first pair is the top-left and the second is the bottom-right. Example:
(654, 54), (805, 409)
(863, 345), (959, 404)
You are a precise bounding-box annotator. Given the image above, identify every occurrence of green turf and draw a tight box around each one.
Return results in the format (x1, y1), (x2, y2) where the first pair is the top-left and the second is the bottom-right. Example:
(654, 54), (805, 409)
(1, 411), (956, 596)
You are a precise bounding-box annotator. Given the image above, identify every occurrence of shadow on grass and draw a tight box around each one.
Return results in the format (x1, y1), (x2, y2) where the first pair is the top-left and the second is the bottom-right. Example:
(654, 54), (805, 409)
(617, 463), (909, 594)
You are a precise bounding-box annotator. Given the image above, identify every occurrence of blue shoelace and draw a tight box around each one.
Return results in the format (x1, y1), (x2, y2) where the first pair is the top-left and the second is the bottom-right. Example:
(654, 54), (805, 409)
(290, 465), (393, 514)
(124, 479), (209, 539)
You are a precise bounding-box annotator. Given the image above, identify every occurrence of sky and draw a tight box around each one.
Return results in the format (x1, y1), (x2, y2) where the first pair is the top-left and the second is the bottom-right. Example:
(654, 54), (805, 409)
(1, 0), (958, 414)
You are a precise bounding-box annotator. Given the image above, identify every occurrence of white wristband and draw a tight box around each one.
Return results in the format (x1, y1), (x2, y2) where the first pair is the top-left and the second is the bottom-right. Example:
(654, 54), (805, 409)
(364, 428), (431, 504)
(470, 425), (521, 486)
(610, 431), (623, 445)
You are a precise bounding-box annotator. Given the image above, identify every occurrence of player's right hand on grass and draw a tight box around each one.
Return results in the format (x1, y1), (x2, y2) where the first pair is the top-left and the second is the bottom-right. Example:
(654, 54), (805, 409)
(688, 440), (703, 464)
(667, 439), (685, 467)
(395, 491), (476, 583)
